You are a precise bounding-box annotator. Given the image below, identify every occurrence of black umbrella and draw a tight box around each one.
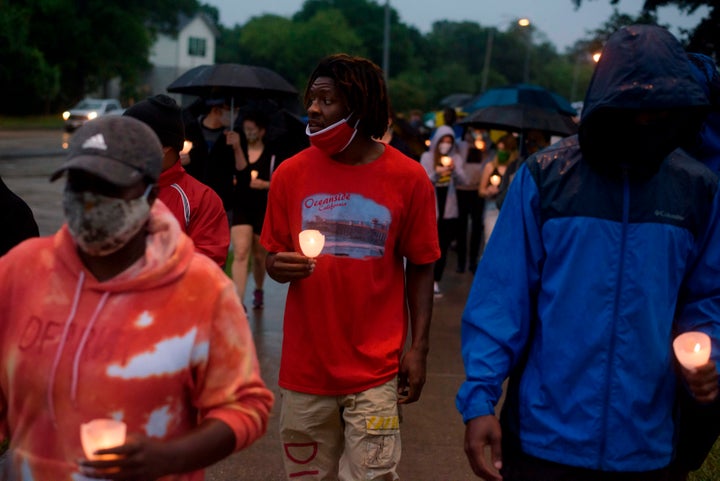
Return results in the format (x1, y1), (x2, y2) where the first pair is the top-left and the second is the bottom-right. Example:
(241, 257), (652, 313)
(167, 63), (298, 99)
(168, 63), (298, 132)
(460, 104), (578, 137)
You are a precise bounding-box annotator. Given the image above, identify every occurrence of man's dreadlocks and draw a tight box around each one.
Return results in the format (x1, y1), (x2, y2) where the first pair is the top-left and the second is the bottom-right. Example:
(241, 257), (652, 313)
(304, 53), (390, 140)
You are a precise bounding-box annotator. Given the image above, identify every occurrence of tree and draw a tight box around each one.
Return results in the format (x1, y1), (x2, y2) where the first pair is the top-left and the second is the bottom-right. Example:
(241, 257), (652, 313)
(235, 11), (364, 93)
(0, 4), (60, 114)
(0, 0), (201, 114)
(571, 0), (719, 58)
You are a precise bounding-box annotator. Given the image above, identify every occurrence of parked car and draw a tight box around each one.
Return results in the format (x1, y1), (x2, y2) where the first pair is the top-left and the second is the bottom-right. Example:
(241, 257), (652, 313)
(62, 98), (124, 132)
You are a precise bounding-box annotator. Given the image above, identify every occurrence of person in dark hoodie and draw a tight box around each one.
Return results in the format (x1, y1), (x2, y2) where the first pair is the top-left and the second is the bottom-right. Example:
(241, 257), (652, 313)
(670, 52), (720, 481)
(0, 175), (39, 256)
(457, 25), (720, 481)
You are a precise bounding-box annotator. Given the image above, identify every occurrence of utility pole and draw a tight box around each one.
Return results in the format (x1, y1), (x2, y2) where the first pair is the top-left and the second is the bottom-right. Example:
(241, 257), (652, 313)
(383, 0), (390, 81)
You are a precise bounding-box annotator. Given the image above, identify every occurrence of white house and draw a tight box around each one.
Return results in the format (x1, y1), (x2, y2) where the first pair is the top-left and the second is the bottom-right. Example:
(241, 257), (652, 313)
(140, 12), (219, 101)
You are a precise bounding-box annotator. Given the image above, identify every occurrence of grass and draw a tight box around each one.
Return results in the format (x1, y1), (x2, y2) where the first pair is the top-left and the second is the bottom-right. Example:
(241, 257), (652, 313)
(0, 115), (64, 130)
(689, 439), (720, 481)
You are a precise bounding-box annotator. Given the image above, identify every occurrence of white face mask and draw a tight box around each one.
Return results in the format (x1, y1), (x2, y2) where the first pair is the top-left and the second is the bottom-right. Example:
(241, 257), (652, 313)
(438, 141), (453, 155)
(63, 185), (153, 256)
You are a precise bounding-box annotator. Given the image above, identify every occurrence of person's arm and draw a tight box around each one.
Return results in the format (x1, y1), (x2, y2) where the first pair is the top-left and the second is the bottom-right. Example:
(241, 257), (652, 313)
(420, 153), (439, 183)
(225, 130), (248, 171)
(186, 188), (231, 267)
(456, 164), (544, 471)
(81, 276), (273, 479)
(452, 152), (469, 186)
(464, 415), (503, 481)
(675, 186), (720, 397)
(398, 261), (434, 404)
(681, 361), (719, 403)
(266, 251), (315, 284)
(478, 160), (498, 198)
(79, 419), (236, 480)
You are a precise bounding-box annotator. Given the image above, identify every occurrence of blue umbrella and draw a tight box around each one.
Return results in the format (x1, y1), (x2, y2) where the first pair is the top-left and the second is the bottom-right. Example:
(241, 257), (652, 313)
(464, 83), (576, 116)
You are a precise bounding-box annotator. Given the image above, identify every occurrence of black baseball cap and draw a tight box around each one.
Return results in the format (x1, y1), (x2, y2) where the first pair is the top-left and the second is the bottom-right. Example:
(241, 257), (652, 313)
(50, 116), (163, 187)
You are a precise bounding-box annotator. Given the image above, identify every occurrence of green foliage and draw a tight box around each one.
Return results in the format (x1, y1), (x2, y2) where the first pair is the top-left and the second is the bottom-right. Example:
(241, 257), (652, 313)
(689, 438), (720, 481)
(4, 0), (714, 116)
(235, 11), (364, 94)
(0, 4), (60, 114)
(572, 0), (718, 58)
(0, 0), (201, 114)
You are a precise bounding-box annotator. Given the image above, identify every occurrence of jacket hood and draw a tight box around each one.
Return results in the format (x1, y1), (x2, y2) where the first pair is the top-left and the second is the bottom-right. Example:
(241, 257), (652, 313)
(429, 125), (458, 154)
(579, 25), (709, 178)
(581, 25), (708, 121)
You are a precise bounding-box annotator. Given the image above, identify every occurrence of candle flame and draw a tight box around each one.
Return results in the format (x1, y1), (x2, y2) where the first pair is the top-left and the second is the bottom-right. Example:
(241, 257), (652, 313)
(299, 229), (325, 258)
(694, 342), (701, 353)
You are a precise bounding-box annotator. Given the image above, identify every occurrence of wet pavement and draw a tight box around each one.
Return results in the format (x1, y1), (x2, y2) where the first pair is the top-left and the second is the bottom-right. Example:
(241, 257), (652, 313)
(0, 129), (480, 480)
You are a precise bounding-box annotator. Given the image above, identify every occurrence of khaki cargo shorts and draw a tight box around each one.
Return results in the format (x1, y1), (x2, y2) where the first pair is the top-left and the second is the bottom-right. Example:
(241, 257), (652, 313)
(279, 379), (401, 481)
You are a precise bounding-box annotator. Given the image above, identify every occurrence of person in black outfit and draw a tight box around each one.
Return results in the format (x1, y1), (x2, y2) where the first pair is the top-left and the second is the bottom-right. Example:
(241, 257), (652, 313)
(0, 175), (39, 256)
(183, 97), (248, 222)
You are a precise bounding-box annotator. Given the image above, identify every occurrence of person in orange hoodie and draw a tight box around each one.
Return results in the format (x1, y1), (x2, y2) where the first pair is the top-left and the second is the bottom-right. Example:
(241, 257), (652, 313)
(0, 116), (273, 481)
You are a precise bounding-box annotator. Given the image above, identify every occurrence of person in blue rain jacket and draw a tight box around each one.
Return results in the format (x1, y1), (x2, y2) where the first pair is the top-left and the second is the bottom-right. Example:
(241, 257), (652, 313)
(457, 24), (720, 481)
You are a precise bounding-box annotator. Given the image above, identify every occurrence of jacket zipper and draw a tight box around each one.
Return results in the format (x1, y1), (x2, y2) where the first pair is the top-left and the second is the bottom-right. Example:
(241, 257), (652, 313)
(598, 168), (630, 467)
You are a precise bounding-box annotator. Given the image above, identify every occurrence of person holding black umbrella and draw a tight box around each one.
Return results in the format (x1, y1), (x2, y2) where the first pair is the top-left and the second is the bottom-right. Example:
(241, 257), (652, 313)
(183, 96), (248, 222)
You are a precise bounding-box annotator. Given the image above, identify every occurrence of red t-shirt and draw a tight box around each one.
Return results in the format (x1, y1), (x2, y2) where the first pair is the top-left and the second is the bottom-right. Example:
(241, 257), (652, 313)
(261, 143), (440, 395)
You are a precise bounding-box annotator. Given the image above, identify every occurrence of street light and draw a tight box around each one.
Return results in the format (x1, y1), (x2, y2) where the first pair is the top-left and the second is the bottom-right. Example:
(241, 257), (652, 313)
(518, 18), (531, 84)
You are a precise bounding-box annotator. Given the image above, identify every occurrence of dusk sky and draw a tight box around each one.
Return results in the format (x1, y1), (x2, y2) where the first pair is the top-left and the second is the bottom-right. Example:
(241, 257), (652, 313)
(207, 0), (709, 52)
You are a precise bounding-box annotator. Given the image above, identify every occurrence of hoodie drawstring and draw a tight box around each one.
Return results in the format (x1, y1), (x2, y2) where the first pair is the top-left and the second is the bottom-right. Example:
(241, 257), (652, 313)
(71, 291), (109, 402)
(48, 271), (85, 425)
(47, 271), (110, 426)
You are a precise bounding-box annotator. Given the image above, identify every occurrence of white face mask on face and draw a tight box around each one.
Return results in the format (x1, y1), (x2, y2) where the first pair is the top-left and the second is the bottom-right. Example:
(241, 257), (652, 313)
(438, 141), (453, 155)
(63, 185), (153, 256)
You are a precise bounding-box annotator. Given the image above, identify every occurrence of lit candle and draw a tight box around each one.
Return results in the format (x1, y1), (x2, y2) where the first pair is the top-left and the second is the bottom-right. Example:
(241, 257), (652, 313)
(251, 170), (259, 180)
(489, 174), (502, 187)
(440, 156), (452, 167)
(80, 419), (127, 460)
(299, 229), (325, 258)
(180, 140), (193, 155)
(474, 139), (485, 150)
(673, 331), (711, 371)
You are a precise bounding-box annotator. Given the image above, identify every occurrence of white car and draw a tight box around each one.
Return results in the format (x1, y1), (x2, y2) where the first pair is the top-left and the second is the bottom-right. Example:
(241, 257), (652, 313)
(62, 98), (124, 132)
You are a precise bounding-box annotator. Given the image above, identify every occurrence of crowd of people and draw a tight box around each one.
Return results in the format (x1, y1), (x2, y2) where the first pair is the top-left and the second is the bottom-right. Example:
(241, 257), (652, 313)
(1, 23), (720, 481)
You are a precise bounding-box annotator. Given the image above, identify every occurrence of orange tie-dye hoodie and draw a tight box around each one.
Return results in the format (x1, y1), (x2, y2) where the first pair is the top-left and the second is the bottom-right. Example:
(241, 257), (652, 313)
(0, 201), (273, 480)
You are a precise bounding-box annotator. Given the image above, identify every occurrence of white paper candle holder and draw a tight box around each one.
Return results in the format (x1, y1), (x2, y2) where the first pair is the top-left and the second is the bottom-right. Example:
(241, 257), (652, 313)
(673, 331), (711, 371)
(299, 230), (325, 258)
(80, 419), (127, 460)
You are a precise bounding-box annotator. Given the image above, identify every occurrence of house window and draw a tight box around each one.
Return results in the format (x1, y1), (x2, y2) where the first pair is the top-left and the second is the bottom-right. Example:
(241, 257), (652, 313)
(188, 37), (206, 57)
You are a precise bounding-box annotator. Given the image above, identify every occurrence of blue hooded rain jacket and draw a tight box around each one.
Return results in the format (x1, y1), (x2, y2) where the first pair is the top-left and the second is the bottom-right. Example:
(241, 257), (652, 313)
(456, 25), (720, 472)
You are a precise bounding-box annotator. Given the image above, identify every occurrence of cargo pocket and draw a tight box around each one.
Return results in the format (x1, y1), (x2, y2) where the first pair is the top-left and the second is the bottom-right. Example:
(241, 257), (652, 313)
(364, 413), (400, 469)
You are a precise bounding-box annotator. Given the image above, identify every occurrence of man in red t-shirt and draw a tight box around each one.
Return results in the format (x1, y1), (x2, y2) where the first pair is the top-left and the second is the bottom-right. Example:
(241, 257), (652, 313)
(261, 54), (440, 481)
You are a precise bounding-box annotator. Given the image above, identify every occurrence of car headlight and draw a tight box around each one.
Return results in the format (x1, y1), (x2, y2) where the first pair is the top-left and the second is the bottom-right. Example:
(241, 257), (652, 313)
(62, 111), (70, 120)
(88, 111), (98, 120)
